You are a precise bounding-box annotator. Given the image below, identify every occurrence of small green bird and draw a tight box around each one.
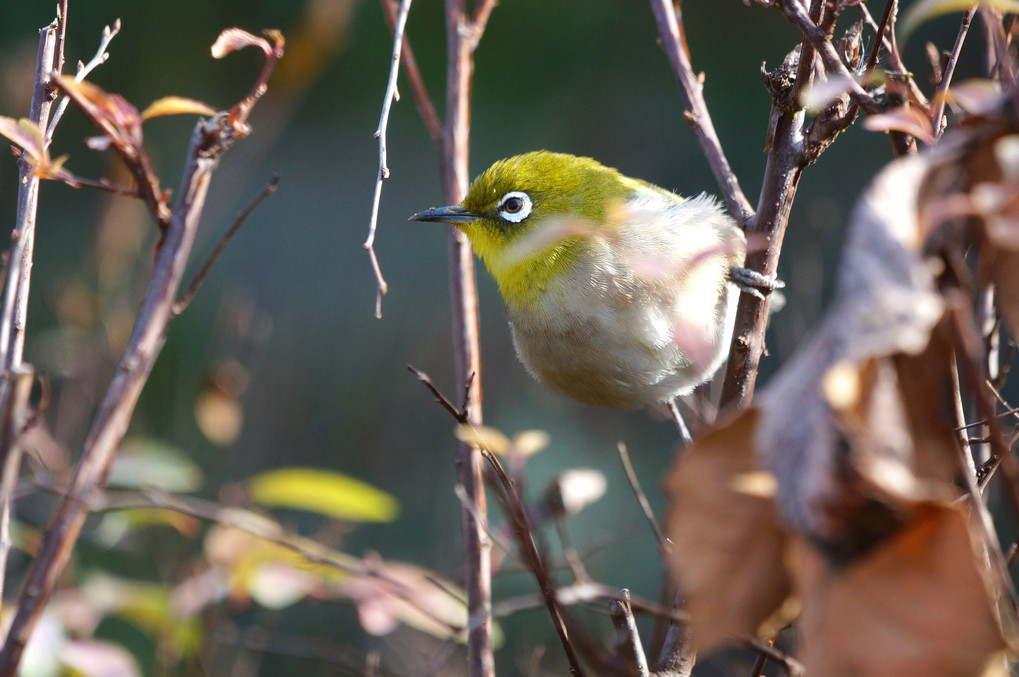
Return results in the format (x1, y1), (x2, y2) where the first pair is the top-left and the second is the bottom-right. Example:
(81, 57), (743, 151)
(411, 151), (750, 412)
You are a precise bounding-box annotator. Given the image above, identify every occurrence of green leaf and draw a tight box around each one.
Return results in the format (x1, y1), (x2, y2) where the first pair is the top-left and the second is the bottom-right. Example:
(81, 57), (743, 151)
(900, 0), (1019, 43)
(248, 467), (399, 523)
(108, 437), (203, 492)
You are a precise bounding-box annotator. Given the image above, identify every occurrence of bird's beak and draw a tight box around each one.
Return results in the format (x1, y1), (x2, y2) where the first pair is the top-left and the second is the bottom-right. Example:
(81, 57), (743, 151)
(409, 205), (480, 224)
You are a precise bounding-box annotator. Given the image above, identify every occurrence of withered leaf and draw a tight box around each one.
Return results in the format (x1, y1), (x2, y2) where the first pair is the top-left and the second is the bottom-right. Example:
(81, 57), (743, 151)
(795, 504), (1006, 677)
(666, 408), (793, 653)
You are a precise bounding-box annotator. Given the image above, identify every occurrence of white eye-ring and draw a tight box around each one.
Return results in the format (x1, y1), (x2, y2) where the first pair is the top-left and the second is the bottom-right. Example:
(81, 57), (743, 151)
(498, 191), (532, 223)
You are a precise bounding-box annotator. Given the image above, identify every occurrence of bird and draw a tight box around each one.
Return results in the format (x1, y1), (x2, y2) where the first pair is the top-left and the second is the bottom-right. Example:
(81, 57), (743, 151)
(411, 151), (756, 423)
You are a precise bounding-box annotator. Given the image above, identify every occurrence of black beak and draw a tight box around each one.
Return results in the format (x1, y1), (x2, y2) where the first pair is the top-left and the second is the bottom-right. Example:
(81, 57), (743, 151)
(409, 205), (480, 224)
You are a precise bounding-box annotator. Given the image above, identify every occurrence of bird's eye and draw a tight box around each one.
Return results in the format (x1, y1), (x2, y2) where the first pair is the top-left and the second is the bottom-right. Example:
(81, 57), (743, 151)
(498, 191), (532, 223)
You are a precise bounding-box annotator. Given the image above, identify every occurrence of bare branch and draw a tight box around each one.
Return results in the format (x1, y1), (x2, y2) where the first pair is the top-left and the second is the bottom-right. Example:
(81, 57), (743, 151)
(173, 174), (279, 315)
(46, 18), (122, 144)
(648, 0), (754, 227)
(364, 0), (413, 319)
(407, 364), (466, 423)
(379, 0), (441, 144)
(440, 1), (495, 673)
(609, 590), (650, 677)
(931, 7), (976, 139)
(481, 448), (587, 676)
(616, 442), (670, 554)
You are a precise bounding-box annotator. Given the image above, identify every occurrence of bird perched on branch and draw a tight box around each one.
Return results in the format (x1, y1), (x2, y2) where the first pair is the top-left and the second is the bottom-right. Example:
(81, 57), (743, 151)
(411, 151), (764, 419)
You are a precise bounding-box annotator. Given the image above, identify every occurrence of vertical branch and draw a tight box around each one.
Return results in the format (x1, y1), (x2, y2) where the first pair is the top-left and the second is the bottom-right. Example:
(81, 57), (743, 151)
(0, 17), (62, 646)
(0, 22), (59, 377)
(441, 1), (496, 675)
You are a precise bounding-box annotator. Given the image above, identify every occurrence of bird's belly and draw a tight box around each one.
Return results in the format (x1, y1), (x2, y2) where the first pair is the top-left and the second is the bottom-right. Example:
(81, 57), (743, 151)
(507, 292), (728, 410)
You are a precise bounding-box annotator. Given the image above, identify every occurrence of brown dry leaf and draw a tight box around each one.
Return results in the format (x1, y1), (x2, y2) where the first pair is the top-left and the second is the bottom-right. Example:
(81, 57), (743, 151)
(990, 247), (1019, 339)
(666, 408), (793, 653)
(756, 155), (945, 547)
(795, 504), (1007, 677)
(211, 28), (272, 58)
(864, 104), (935, 145)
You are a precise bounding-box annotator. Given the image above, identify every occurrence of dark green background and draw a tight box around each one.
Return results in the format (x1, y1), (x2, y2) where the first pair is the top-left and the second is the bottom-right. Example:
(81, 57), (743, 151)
(0, 2), (979, 675)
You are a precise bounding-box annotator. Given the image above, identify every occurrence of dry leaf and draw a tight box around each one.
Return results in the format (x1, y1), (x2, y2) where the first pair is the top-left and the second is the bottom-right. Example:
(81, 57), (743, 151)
(795, 504), (1006, 677)
(140, 96), (216, 120)
(863, 104), (935, 145)
(666, 408), (793, 653)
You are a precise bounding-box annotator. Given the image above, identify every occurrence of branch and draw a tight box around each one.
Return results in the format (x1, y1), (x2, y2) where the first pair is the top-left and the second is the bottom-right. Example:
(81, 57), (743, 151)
(616, 442), (670, 554)
(173, 174), (279, 315)
(380, 0), (441, 144)
(931, 7), (976, 139)
(364, 0), (413, 319)
(481, 448), (587, 676)
(648, 0), (754, 227)
(0, 31), (283, 674)
(440, 1), (496, 674)
(610, 590), (650, 677)
(46, 18), (122, 144)
(0, 22), (61, 635)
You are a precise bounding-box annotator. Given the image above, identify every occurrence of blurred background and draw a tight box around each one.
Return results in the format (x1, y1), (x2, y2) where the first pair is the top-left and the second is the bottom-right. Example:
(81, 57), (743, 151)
(0, 1), (984, 675)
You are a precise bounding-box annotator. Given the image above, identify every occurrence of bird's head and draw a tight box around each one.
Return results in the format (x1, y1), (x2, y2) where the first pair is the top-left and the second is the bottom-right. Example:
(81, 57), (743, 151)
(410, 151), (637, 305)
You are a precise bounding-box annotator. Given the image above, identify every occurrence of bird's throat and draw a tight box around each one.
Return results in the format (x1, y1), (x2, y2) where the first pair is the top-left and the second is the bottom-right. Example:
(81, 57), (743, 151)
(481, 239), (584, 309)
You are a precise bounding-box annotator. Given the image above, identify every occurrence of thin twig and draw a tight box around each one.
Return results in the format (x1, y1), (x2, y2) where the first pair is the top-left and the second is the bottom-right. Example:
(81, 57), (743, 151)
(173, 174), (280, 315)
(364, 0), (413, 319)
(379, 0), (441, 144)
(616, 442), (670, 554)
(46, 19), (122, 144)
(648, 0), (754, 227)
(481, 448), (587, 676)
(407, 364), (466, 423)
(0, 368), (33, 623)
(931, 7), (976, 139)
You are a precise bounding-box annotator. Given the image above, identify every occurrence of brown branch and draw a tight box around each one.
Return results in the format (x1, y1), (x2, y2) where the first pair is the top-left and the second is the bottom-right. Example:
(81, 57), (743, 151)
(0, 21), (61, 644)
(440, 1), (496, 674)
(610, 590), (650, 677)
(173, 174), (279, 315)
(616, 442), (670, 554)
(380, 0), (441, 143)
(931, 7), (976, 139)
(481, 448), (587, 676)
(0, 36), (282, 673)
(407, 364), (466, 422)
(648, 0), (754, 227)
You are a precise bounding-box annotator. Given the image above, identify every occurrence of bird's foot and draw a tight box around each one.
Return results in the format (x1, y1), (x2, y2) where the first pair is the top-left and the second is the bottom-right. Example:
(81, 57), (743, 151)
(729, 266), (785, 301)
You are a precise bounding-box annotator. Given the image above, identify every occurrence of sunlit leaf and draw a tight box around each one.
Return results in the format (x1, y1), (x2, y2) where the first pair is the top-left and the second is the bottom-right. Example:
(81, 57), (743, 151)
(211, 28), (272, 58)
(550, 468), (608, 515)
(61, 640), (141, 677)
(337, 560), (482, 643)
(0, 116), (45, 161)
(512, 429), (550, 457)
(95, 509), (201, 546)
(248, 467), (399, 522)
(455, 424), (511, 455)
(108, 437), (203, 492)
(863, 105), (935, 145)
(140, 96), (216, 120)
(900, 0), (1019, 42)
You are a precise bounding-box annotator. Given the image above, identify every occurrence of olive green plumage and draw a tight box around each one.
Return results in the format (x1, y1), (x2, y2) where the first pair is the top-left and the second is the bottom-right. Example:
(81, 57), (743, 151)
(411, 151), (745, 409)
